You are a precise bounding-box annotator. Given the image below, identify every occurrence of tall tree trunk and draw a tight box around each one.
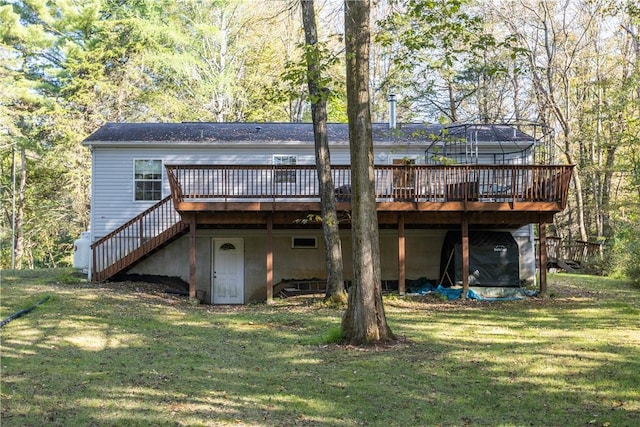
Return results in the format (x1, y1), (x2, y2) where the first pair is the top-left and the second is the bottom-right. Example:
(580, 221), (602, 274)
(601, 144), (616, 239)
(341, 0), (395, 345)
(562, 133), (588, 241)
(447, 79), (458, 122)
(301, 0), (346, 304)
(14, 147), (27, 269)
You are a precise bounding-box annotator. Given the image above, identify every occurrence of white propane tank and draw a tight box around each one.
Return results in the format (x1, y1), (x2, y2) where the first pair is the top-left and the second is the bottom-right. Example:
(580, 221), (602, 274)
(73, 232), (91, 270)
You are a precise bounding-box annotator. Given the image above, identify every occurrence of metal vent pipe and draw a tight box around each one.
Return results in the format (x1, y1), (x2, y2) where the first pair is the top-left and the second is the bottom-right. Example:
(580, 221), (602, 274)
(388, 94), (397, 130)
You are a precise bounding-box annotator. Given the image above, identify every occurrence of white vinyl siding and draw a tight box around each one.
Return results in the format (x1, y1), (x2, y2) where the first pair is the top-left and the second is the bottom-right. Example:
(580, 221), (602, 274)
(89, 146), (352, 241)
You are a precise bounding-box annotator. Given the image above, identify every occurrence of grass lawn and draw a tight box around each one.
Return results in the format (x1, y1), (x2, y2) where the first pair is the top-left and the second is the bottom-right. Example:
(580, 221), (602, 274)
(1, 269), (639, 426)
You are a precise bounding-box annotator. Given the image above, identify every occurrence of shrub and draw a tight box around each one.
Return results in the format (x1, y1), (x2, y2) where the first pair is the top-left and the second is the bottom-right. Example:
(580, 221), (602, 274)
(609, 219), (640, 284)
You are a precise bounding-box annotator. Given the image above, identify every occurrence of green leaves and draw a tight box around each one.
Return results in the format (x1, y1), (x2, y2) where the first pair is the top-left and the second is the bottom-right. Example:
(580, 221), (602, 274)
(376, 0), (503, 122)
(282, 41), (340, 105)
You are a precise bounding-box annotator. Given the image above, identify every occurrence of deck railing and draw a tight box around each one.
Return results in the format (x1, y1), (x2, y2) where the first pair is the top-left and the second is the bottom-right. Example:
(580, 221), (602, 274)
(166, 164), (573, 207)
(542, 237), (604, 264)
(91, 196), (187, 281)
(90, 165), (573, 282)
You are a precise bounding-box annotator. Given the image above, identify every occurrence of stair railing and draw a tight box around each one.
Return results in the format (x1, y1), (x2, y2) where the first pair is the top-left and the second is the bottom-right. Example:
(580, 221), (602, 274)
(91, 196), (185, 281)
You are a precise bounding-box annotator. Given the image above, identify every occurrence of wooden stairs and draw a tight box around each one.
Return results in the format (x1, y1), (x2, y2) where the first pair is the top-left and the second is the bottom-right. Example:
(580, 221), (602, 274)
(91, 196), (188, 281)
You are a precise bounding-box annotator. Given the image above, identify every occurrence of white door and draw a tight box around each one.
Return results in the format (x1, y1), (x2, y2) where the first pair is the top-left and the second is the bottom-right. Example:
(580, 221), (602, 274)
(212, 238), (244, 304)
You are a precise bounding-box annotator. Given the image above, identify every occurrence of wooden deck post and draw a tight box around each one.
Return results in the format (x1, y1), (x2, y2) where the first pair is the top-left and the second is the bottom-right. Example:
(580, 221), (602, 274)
(189, 213), (196, 299)
(461, 215), (470, 299)
(266, 213), (273, 304)
(539, 222), (548, 297)
(398, 213), (406, 295)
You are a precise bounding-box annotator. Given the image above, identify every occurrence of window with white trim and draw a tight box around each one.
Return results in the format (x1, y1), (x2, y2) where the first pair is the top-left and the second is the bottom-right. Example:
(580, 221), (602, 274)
(134, 159), (163, 201)
(273, 155), (297, 184)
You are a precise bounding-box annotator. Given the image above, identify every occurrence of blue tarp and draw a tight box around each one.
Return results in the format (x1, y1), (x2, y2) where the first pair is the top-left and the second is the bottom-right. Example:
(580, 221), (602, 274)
(407, 279), (538, 301)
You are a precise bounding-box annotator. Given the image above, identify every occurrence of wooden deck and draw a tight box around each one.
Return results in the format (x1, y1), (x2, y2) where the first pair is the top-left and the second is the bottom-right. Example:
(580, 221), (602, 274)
(91, 163), (573, 286)
(166, 164), (573, 222)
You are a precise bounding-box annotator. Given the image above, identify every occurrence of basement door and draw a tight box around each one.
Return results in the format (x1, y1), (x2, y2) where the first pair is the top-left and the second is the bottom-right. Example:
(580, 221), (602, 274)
(212, 238), (244, 304)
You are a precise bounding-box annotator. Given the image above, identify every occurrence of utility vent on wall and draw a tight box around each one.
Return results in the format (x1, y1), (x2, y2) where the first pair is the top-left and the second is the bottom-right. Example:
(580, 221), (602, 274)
(291, 237), (317, 249)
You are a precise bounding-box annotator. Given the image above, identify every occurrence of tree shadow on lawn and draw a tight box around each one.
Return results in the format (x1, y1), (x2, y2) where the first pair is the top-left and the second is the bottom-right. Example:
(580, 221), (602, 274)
(1, 280), (638, 426)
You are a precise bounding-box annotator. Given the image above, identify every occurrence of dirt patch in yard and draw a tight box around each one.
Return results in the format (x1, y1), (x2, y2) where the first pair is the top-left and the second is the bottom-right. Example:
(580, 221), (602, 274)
(108, 273), (189, 292)
(77, 273), (616, 313)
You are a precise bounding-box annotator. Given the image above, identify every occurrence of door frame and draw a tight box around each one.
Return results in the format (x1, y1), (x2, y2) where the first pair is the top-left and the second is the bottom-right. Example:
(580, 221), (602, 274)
(211, 237), (245, 304)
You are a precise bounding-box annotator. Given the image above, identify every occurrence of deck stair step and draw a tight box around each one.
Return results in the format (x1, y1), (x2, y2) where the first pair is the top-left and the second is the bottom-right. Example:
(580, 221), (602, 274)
(91, 196), (187, 281)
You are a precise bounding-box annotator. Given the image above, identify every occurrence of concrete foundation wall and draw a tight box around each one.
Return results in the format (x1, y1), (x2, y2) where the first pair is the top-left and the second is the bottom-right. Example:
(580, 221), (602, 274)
(129, 227), (534, 303)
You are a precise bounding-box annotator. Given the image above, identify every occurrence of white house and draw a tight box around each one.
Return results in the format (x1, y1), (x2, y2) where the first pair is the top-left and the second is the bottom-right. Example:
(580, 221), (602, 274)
(81, 122), (572, 304)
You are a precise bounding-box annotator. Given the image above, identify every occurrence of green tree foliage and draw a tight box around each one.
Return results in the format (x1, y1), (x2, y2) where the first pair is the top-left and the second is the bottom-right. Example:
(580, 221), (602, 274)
(1, 0), (638, 287)
(377, 0), (507, 122)
(1, 0), (92, 267)
(604, 1), (640, 280)
(260, 1), (347, 123)
(495, 0), (637, 246)
(376, 0), (639, 282)
(0, 0), (317, 268)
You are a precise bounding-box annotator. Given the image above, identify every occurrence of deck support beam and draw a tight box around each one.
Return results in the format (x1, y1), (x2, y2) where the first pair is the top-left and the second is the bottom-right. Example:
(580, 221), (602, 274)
(461, 214), (470, 298)
(539, 222), (548, 297)
(398, 214), (406, 295)
(189, 213), (196, 299)
(266, 213), (274, 304)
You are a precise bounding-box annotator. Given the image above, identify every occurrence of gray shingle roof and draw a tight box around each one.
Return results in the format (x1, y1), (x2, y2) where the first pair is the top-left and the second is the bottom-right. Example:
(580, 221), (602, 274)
(83, 122), (535, 144)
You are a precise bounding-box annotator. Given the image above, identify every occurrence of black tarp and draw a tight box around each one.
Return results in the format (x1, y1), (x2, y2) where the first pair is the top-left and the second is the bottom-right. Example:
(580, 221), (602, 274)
(440, 230), (520, 287)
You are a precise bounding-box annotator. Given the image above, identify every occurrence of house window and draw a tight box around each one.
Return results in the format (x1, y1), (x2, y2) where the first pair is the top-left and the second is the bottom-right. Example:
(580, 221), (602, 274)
(134, 159), (163, 201)
(273, 155), (297, 184)
(292, 237), (317, 249)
